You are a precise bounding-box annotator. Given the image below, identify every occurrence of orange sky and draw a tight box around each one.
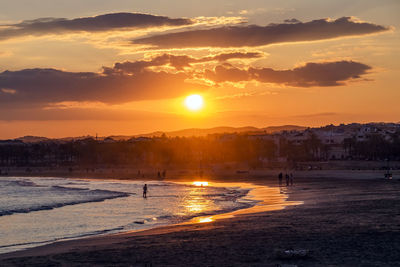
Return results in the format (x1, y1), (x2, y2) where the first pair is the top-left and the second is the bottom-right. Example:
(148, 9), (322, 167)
(0, 0), (399, 139)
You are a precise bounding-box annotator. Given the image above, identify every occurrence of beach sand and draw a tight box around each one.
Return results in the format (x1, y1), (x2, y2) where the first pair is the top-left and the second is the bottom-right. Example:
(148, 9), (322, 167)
(1, 171), (400, 266)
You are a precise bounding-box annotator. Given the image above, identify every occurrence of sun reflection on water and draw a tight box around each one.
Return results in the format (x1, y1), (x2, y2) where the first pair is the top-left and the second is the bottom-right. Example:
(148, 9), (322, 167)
(193, 181), (208, 186)
(198, 217), (214, 223)
(182, 181), (214, 215)
(176, 180), (303, 226)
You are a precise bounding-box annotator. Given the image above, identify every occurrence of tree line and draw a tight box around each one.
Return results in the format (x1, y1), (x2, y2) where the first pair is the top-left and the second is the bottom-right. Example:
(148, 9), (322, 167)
(0, 131), (399, 168)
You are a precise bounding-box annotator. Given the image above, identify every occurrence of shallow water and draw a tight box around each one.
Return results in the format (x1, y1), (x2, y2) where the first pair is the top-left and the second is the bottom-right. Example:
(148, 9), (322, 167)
(0, 177), (255, 254)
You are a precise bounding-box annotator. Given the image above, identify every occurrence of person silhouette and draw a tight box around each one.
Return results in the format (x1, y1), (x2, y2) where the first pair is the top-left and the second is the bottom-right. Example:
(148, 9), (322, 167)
(278, 172), (283, 186)
(143, 184), (148, 198)
(285, 173), (290, 186)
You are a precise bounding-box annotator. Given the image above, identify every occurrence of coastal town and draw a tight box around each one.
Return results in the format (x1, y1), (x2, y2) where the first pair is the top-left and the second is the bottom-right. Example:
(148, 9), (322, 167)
(1, 123), (399, 172)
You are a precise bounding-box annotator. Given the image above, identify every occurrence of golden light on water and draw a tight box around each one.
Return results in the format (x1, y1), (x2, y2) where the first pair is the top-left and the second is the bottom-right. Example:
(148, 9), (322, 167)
(179, 181), (303, 226)
(183, 182), (212, 214)
(184, 94), (204, 111)
(198, 217), (214, 223)
(193, 181), (208, 186)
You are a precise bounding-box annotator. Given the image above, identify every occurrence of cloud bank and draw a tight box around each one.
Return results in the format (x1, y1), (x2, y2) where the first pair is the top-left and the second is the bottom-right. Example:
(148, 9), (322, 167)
(0, 68), (204, 106)
(0, 12), (193, 41)
(0, 52), (263, 106)
(205, 61), (371, 87)
(0, 58), (372, 110)
(103, 52), (263, 74)
(134, 17), (389, 48)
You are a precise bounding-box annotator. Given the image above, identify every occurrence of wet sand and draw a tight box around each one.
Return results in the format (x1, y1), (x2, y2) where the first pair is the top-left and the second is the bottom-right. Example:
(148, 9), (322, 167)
(1, 172), (400, 266)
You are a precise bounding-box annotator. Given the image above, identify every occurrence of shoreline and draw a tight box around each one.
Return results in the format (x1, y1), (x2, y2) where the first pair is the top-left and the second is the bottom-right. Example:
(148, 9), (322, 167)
(2, 168), (398, 181)
(0, 176), (300, 258)
(1, 171), (399, 266)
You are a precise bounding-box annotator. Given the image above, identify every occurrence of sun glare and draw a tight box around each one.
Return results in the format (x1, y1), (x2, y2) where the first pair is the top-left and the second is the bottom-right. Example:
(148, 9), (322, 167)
(198, 217), (214, 223)
(193, 181), (208, 187)
(184, 94), (204, 111)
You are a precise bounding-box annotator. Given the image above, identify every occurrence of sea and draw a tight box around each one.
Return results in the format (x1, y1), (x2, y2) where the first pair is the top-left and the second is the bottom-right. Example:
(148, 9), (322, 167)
(0, 176), (257, 254)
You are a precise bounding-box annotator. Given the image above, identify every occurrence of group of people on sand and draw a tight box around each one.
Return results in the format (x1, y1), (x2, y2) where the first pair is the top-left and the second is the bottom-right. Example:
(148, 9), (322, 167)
(278, 172), (294, 186)
(157, 170), (166, 179)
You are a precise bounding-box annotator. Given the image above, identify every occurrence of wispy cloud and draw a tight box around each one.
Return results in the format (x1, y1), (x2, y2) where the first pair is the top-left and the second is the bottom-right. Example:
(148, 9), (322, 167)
(291, 112), (338, 118)
(1, 88), (16, 94)
(133, 17), (390, 48)
(0, 51), (13, 57)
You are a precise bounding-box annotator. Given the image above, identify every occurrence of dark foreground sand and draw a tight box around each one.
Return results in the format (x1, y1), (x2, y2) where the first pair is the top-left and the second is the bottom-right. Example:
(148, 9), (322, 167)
(1, 173), (400, 266)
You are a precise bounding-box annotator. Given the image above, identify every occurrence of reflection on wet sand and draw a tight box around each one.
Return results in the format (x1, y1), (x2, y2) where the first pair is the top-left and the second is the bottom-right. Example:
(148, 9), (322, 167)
(182, 181), (303, 224)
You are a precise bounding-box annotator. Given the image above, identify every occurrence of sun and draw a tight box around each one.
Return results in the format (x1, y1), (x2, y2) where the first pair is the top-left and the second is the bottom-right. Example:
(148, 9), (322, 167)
(184, 94), (204, 111)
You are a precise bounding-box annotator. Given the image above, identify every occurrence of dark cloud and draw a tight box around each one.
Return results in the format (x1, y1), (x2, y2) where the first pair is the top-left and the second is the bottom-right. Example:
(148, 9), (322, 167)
(205, 61), (372, 87)
(0, 13), (193, 41)
(205, 64), (251, 83)
(0, 68), (205, 106)
(208, 52), (263, 62)
(104, 52), (263, 74)
(0, 52), (262, 107)
(284, 18), (301, 24)
(133, 17), (389, 48)
(0, 105), (175, 121)
(0, 59), (372, 110)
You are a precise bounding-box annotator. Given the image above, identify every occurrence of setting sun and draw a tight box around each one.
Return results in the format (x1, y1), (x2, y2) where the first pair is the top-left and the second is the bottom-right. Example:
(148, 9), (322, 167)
(184, 94), (204, 111)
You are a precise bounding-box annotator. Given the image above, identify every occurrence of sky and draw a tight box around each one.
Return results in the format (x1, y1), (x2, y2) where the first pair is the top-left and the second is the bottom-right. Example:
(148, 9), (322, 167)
(0, 0), (399, 138)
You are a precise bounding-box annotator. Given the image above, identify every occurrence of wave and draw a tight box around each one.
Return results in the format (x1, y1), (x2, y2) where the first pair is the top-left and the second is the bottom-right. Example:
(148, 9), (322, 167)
(0, 225), (125, 250)
(144, 198), (256, 225)
(64, 181), (90, 186)
(148, 194), (179, 198)
(0, 184), (130, 217)
(0, 179), (43, 187)
(184, 201), (254, 220)
(145, 183), (174, 187)
(0, 178), (258, 255)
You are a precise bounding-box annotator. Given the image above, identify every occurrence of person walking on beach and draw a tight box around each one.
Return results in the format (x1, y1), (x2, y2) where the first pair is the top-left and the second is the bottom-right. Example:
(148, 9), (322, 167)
(290, 173), (294, 186)
(285, 173), (290, 186)
(143, 184), (148, 198)
(278, 172), (283, 186)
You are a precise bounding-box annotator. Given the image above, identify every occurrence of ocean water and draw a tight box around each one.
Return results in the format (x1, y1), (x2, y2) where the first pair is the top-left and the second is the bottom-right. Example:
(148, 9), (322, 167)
(0, 177), (255, 254)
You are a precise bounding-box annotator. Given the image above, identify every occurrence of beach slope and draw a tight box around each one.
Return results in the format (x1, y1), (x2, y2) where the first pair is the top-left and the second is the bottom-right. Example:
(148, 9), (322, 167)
(1, 175), (400, 266)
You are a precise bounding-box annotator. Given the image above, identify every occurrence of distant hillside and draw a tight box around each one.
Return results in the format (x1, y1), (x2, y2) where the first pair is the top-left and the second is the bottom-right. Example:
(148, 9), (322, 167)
(7, 123), (400, 143)
(143, 126), (260, 138)
(159, 125), (307, 137)
(108, 127), (256, 140)
(109, 125), (307, 140)
(262, 125), (307, 133)
(16, 136), (50, 143)
(12, 125), (307, 142)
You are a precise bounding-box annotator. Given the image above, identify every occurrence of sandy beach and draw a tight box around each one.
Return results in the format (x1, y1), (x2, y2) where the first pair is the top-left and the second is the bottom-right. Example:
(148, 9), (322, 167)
(1, 171), (399, 266)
